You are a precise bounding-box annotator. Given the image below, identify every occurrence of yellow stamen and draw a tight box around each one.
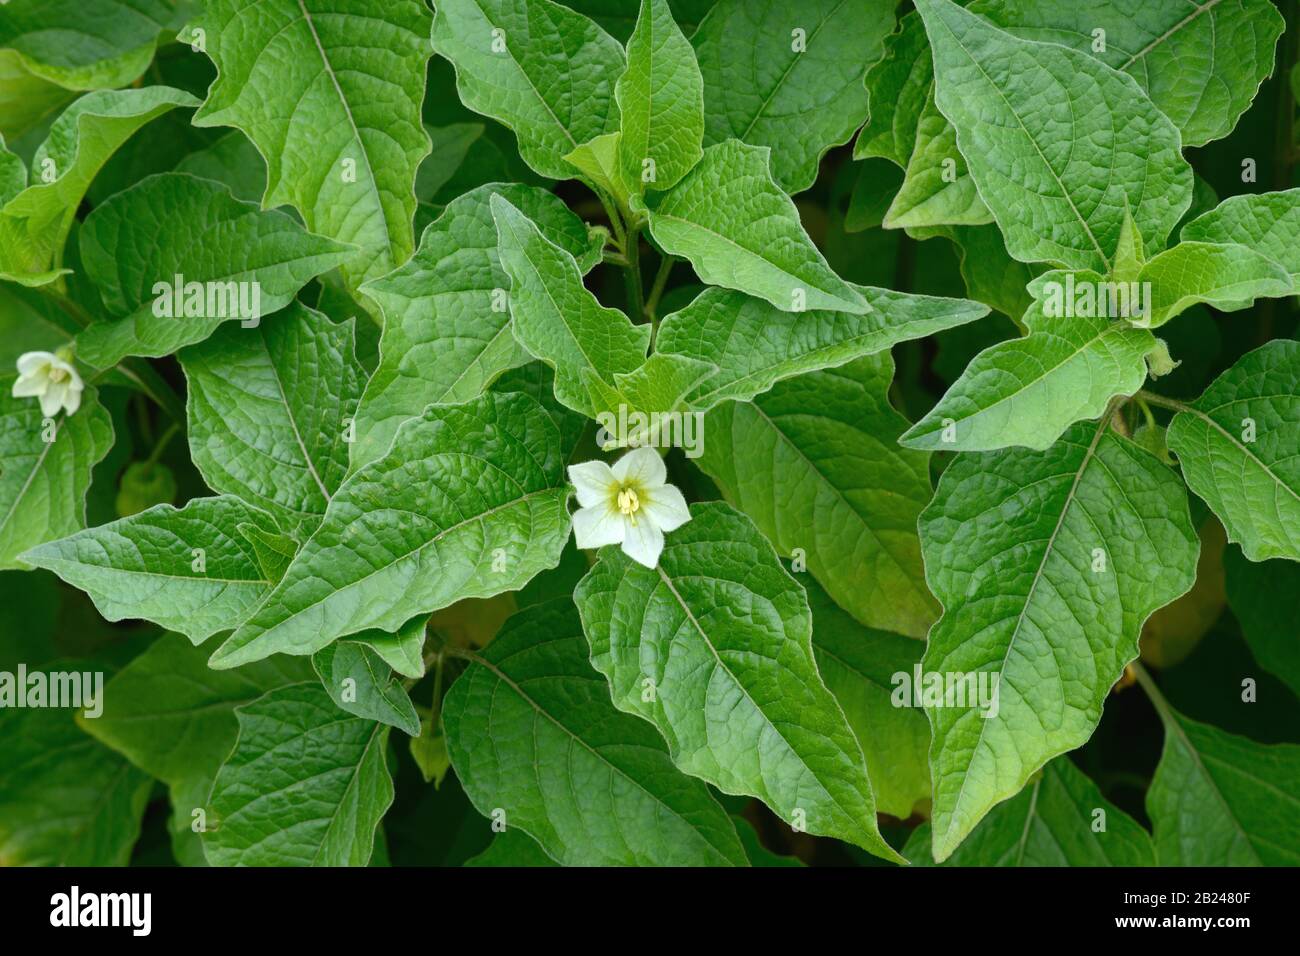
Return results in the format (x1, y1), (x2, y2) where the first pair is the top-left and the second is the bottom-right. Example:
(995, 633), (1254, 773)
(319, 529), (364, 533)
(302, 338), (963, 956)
(48, 366), (68, 384)
(616, 487), (641, 526)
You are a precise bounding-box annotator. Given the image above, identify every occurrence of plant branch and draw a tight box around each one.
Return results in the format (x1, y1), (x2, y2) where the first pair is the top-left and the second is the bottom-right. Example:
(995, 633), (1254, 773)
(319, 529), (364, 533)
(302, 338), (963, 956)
(1134, 389), (1191, 415)
(622, 227), (645, 321)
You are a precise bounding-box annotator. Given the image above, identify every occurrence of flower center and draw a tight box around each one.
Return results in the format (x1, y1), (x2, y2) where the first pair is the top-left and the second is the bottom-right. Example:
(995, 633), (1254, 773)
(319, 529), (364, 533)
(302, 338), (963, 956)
(616, 486), (641, 524)
(47, 365), (68, 384)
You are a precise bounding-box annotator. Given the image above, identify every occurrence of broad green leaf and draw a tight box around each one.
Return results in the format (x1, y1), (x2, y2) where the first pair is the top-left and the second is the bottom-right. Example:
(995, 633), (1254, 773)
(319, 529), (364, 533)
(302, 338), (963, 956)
(574, 501), (902, 861)
(698, 355), (939, 638)
(929, 223), (1043, 323)
(491, 192), (650, 417)
(75, 172), (351, 368)
(913, 0), (1192, 274)
(855, 11), (930, 167)
(657, 285), (987, 411)
(806, 579), (930, 820)
(350, 616), (428, 681)
(562, 0), (716, 43)
(691, 0), (894, 193)
(583, 353), (717, 440)
(616, 0), (704, 198)
(492, 360), (591, 462)
(181, 302), (363, 538)
(313, 641), (421, 737)
(465, 829), (559, 866)
(203, 682), (393, 866)
(648, 140), (868, 313)
(973, 0), (1286, 147)
(192, 0), (433, 287)
(1223, 547), (1300, 697)
(432, 0), (625, 181)
(23, 495), (283, 645)
(0, 136), (24, 204)
(237, 523), (297, 584)
(1182, 189), (1300, 282)
(81, 635), (313, 788)
(563, 131), (632, 210)
(1166, 341), (1300, 562)
(901, 305), (1156, 452)
(920, 419), (1198, 861)
(173, 130), (268, 204)
(0, 86), (198, 286)
(210, 392), (573, 669)
(884, 91), (990, 230)
(0, 50), (76, 142)
(1144, 689), (1300, 865)
(0, 0), (181, 91)
(904, 757), (1155, 866)
(443, 597), (748, 865)
(0, 382), (113, 570)
(0, 698), (152, 865)
(355, 183), (598, 471)
(1133, 242), (1293, 327)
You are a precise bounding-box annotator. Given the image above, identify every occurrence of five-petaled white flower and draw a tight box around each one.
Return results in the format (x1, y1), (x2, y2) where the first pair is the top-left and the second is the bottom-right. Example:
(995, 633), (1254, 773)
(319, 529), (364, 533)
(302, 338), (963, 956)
(12, 350), (83, 417)
(568, 447), (691, 569)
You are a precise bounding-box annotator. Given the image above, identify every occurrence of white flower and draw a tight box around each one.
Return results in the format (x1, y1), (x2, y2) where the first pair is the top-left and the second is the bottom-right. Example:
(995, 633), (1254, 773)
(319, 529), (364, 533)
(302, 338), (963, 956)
(568, 446), (691, 569)
(12, 350), (84, 417)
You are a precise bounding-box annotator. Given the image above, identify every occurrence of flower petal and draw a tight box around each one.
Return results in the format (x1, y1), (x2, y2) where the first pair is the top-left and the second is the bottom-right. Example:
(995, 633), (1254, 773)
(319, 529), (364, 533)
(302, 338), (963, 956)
(568, 459), (616, 508)
(39, 383), (64, 418)
(12, 373), (46, 398)
(621, 518), (664, 569)
(572, 502), (626, 550)
(16, 352), (56, 376)
(611, 446), (666, 489)
(643, 483), (691, 533)
(62, 382), (82, 416)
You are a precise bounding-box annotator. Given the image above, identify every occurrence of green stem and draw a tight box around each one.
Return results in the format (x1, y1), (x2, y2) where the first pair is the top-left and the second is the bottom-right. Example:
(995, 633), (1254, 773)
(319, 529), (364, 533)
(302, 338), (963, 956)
(1136, 395), (1158, 434)
(622, 227), (645, 321)
(1131, 661), (1175, 726)
(596, 188), (627, 252)
(1134, 389), (1191, 415)
(645, 254), (676, 351)
(145, 422), (180, 466)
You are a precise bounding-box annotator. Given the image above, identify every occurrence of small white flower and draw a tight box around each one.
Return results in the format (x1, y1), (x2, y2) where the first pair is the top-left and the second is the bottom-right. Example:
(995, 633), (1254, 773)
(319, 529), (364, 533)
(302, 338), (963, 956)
(12, 350), (84, 417)
(568, 446), (691, 569)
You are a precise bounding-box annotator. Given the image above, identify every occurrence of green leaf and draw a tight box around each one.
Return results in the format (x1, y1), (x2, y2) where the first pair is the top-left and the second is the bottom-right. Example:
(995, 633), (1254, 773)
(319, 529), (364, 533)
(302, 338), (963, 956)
(648, 140), (868, 313)
(465, 829), (558, 866)
(884, 90), (990, 230)
(75, 172), (351, 368)
(657, 284), (987, 411)
(180, 302), (363, 538)
(574, 501), (903, 861)
(192, 0), (433, 287)
(313, 641), (421, 737)
(203, 682), (393, 866)
(901, 304), (1156, 452)
(972, 0), (1286, 147)
(351, 616), (428, 681)
(563, 131), (632, 210)
(904, 757), (1154, 866)
(913, 0), (1192, 274)
(210, 392), (573, 669)
(1166, 341), (1300, 563)
(583, 353), (717, 437)
(1223, 547), (1300, 697)
(691, 0), (894, 193)
(616, 0), (704, 198)
(0, 50), (76, 142)
(173, 130), (268, 204)
(806, 578), (930, 820)
(0, 86), (198, 286)
(0, 699), (152, 865)
(1144, 688), (1300, 865)
(855, 11), (931, 167)
(0, 0), (181, 91)
(1181, 189), (1300, 282)
(0, 381), (113, 569)
(81, 635), (313, 788)
(1134, 242), (1294, 327)
(23, 495), (284, 645)
(919, 419), (1198, 861)
(431, 0), (625, 181)
(443, 597), (748, 865)
(355, 182), (598, 471)
(697, 355), (939, 639)
(491, 192), (650, 417)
